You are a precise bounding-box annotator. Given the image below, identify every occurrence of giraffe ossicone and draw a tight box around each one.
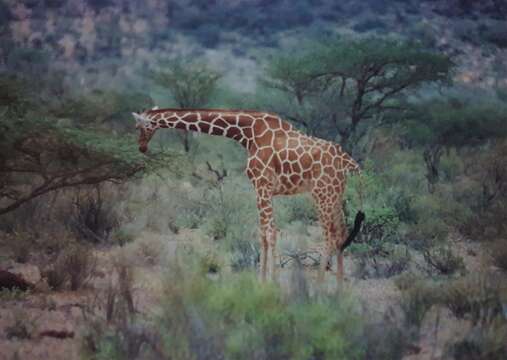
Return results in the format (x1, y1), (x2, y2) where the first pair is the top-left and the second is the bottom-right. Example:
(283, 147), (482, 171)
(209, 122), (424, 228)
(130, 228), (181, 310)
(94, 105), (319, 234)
(132, 112), (149, 127)
(133, 108), (363, 282)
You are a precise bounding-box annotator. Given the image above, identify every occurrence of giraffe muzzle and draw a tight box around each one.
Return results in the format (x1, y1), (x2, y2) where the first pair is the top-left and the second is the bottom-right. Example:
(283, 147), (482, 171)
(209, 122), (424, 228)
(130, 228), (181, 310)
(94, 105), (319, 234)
(139, 144), (148, 153)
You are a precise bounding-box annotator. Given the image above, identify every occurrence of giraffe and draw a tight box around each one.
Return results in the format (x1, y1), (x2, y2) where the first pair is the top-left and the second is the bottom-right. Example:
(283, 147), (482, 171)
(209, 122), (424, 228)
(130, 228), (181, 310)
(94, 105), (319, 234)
(133, 108), (364, 282)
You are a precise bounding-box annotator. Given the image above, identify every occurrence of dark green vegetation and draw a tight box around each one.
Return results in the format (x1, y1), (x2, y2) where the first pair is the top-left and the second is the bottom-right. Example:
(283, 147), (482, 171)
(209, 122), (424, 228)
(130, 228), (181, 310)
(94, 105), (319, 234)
(1, 1), (507, 359)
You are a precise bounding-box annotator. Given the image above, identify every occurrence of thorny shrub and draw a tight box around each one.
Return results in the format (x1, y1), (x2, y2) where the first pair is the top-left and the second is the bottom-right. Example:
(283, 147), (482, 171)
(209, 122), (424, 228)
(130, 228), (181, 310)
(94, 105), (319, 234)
(423, 244), (466, 276)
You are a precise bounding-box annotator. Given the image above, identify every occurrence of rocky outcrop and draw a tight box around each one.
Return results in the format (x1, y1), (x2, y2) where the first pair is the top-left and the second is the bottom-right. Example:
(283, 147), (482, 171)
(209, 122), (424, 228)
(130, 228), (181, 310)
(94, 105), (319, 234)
(8, 263), (41, 286)
(0, 263), (41, 290)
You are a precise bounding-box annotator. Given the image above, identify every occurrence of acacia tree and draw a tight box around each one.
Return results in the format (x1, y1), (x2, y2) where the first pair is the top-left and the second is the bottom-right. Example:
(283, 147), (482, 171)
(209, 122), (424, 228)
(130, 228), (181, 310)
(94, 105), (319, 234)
(0, 74), (175, 216)
(263, 38), (454, 152)
(149, 59), (222, 152)
(0, 114), (175, 215)
(401, 98), (507, 192)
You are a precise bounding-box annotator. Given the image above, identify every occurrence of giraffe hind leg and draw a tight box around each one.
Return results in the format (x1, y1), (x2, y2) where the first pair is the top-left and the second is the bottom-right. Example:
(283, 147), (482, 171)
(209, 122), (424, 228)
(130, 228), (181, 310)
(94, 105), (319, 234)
(335, 207), (347, 281)
(255, 184), (275, 282)
(260, 233), (268, 282)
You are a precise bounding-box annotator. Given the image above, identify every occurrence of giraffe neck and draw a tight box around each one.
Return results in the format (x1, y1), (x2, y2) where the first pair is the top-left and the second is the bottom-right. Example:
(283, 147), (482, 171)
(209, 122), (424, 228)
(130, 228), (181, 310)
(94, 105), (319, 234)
(143, 109), (263, 147)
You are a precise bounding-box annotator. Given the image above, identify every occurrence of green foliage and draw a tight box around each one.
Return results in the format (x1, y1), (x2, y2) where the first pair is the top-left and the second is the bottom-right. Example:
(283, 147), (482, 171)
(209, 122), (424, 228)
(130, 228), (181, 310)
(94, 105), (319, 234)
(346, 163), (400, 244)
(202, 179), (259, 270)
(402, 192), (454, 248)
(275, 194), (318, 227)
(148, 58), (222, 151)
(5, 48), (50, 78)
(402, 98), (507, 149)
(263, 37), (454, 148)
(0, 89), (178, 215)
(158, 270), (364, 360)
(400, 96), (507, 190)
(0, 73), (34, 116)
(149, 58), (221, 108)
(54, 89), (154, 128)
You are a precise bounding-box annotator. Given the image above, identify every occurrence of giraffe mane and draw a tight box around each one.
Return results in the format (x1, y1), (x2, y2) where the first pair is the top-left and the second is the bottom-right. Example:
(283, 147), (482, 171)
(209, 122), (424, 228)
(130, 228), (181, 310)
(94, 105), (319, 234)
(146, 108), (280, 117)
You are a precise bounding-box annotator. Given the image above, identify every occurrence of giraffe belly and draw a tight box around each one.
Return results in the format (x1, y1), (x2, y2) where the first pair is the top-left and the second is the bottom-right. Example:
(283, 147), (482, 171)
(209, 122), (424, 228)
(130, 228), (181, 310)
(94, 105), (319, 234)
(273, 176), (311, 195)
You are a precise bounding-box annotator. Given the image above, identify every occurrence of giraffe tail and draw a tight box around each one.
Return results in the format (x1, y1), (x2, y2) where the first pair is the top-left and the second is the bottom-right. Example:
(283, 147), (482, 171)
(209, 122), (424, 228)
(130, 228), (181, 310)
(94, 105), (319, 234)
(341, 211), (365, 251)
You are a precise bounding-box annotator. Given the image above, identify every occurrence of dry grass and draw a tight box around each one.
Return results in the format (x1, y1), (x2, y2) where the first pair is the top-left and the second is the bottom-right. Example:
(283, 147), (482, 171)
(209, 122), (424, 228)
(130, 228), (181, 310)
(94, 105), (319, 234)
(5, 309), (36, 340)
(441, 274), (504, 325)
(399, 278), (439, 331)
(449, 317), (507, 360)
(4, 230), (34, 263)
(43, 242), (97, 291)
(423, 244), (466, 276)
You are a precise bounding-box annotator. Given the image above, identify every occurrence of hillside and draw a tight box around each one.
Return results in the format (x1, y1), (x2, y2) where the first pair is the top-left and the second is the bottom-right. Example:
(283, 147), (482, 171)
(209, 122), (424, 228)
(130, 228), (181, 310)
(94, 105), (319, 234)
(2, 0), (507, 92)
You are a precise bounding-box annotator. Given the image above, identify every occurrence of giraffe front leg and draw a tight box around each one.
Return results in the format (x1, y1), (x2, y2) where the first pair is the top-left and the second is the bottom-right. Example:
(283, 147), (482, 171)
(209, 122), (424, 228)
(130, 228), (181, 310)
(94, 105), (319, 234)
(267, 227), (278, 281)
(259, 229), (268, 282)
(318, 241), (332, 282)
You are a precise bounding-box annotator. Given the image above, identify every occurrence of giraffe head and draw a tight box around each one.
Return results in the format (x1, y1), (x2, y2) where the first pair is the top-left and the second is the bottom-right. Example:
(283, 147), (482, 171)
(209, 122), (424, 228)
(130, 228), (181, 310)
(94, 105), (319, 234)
(132, 111), (156, 153)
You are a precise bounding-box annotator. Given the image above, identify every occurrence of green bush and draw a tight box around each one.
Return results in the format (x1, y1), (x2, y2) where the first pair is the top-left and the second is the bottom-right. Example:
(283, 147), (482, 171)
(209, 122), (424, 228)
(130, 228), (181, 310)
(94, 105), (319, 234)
(202, 180), (259, 270)
(346, 166), (400, 245)
(275, 194), (318, 227)
(404, 193), (452, 249)
(157, 270), (364, 359)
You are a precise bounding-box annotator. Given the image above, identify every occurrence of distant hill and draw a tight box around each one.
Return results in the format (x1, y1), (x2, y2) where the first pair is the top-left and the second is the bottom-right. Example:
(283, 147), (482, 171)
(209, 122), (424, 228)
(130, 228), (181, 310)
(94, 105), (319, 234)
(1, 0), (506, 91)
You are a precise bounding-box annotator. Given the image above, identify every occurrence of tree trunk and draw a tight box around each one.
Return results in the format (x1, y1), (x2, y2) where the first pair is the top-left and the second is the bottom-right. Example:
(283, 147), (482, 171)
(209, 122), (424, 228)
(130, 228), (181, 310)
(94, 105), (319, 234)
(179, 131), (191, 153)
(423, 146), (443, 193)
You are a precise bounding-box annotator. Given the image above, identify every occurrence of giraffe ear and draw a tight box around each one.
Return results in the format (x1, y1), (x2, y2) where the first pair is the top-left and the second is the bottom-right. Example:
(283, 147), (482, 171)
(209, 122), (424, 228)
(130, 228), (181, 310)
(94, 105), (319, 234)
(132, 112), (148, 127)
(152, 106), (159, 110)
